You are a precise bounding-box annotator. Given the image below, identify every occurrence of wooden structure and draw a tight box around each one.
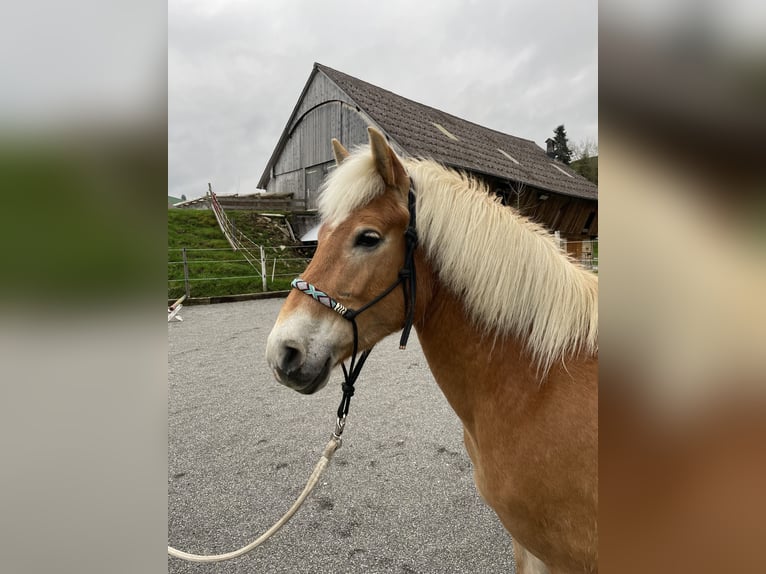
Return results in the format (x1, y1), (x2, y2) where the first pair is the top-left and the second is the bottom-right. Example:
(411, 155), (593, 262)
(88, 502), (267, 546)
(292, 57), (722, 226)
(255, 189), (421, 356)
(172, 191), (294, 212)
(258, 63), (598, 254)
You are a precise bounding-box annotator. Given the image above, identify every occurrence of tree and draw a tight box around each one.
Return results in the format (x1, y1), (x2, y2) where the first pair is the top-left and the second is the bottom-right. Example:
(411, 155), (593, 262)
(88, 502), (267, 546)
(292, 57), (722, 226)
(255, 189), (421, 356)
(551, 125), (573, 165)
(571, 138), (598, 162)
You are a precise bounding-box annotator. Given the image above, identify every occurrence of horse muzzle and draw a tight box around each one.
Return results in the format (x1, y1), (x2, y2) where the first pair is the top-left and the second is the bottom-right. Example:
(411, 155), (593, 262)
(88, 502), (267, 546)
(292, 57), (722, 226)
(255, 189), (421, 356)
(266, 329), (336, 394)
(266, 301), (351, 394)
(272, 352), (332, 395)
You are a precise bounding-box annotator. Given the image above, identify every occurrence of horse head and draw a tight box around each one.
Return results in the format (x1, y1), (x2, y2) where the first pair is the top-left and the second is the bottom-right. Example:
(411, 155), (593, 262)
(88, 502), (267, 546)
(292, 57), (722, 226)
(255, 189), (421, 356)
(266, 128), (414, 394)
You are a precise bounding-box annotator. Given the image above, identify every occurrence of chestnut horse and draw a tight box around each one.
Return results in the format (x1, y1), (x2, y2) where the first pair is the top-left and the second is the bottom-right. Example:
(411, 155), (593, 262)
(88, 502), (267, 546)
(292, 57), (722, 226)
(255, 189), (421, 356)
(266, 128), (598, 573)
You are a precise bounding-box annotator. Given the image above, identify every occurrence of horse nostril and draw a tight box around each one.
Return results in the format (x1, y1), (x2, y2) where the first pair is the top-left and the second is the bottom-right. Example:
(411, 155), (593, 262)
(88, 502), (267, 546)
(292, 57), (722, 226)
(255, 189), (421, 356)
(279, 344), (305, 374)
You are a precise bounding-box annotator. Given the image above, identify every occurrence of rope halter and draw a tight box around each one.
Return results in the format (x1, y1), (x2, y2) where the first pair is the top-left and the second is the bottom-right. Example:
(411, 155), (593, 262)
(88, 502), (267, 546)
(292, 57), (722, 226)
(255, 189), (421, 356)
(291, 185), (418, 429)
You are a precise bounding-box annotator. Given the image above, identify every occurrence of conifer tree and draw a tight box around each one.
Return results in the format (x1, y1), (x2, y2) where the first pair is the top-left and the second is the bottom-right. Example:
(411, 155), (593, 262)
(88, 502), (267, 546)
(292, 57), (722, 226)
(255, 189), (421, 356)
(552, 125), (572, 165)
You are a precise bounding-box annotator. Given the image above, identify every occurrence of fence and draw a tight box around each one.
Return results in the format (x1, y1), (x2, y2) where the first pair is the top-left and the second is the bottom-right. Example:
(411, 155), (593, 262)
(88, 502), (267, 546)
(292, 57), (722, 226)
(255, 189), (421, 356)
(167, 244), (315, 300)
(168, 238), (597, 301)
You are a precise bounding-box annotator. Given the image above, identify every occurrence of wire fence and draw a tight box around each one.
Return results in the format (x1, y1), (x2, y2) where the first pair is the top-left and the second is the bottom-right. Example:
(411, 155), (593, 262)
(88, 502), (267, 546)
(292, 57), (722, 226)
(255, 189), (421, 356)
(167, 239), (597, 301)
(167, 244), (315, 300)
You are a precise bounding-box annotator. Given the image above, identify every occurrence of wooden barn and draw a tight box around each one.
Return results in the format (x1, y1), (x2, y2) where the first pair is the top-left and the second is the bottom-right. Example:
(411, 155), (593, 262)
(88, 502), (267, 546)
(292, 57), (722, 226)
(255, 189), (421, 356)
(258, 63), (598, 259)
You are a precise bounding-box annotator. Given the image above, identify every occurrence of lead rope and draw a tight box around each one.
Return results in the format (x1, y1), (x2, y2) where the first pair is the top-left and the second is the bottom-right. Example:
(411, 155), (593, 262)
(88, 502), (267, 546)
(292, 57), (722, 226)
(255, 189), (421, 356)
(168, 432), (342, 562)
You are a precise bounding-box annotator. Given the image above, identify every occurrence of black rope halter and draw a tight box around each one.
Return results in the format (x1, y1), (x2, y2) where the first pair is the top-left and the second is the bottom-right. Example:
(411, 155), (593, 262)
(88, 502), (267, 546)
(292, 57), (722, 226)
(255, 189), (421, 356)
(291, 184), (418, 427)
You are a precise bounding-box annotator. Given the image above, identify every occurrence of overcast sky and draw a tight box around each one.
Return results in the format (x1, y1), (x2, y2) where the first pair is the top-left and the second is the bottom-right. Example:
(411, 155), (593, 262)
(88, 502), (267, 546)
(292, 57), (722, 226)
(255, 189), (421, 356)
(169, 0), (597, 200)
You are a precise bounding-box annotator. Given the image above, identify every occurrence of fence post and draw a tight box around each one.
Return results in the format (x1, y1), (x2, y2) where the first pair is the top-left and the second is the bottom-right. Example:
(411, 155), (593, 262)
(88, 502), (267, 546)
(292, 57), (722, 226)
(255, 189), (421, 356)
(182, 247), (191, 299)
(260, 246), (267, 292)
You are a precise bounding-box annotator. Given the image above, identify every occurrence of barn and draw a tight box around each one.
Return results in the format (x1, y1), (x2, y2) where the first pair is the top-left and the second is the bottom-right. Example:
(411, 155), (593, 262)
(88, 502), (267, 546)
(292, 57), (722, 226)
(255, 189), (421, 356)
(258, 63), (598, 259)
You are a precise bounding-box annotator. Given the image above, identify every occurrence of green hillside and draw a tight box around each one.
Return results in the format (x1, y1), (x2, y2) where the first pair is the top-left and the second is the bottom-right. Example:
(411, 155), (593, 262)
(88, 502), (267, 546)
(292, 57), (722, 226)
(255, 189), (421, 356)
(571, 155), (598, 184)
(168, 210), (310, 300)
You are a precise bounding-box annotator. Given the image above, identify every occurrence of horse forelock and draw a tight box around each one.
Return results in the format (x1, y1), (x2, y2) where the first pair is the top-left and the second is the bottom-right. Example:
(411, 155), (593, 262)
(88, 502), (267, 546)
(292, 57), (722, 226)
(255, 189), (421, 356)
(318, 146), (386, 226)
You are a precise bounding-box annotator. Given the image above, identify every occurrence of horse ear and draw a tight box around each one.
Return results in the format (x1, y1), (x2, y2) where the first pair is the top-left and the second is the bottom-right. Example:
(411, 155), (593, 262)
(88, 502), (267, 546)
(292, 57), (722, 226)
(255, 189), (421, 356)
(368, 127), (408, 192)
(331, 139), (349, 165)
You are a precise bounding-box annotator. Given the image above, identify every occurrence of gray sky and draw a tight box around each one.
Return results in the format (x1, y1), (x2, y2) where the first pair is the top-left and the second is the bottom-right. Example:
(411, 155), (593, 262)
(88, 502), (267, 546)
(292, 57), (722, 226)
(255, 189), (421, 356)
(169, 0), (597, 200)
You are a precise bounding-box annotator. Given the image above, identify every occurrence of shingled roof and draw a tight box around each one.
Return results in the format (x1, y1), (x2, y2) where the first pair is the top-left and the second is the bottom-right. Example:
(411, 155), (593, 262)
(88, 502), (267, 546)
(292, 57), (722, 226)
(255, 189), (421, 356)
(315, 64), (597, 201)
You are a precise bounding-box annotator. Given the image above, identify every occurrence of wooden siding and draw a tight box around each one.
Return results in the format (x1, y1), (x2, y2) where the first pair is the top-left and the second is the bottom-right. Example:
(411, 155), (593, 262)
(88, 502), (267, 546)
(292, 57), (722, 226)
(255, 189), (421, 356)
(304, 161), (333, 209)
(508, 187), (598, 237)
(300, 102), (340, 166)
(269, 71), (382, 208)
(275, 131), (301, 174)
(279, 102), (374, 180)
(272, 169), (304, 200)
(289, 73), (354, 133)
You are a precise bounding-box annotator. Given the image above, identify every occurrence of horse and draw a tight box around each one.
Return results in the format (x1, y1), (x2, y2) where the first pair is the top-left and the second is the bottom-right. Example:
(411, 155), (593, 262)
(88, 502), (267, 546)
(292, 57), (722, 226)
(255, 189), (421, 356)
(266, 127), (598, 573)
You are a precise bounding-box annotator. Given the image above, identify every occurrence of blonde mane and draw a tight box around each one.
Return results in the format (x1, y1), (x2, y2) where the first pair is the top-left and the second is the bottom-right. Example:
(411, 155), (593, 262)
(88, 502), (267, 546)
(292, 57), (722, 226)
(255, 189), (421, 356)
(319, 147), (598, 374)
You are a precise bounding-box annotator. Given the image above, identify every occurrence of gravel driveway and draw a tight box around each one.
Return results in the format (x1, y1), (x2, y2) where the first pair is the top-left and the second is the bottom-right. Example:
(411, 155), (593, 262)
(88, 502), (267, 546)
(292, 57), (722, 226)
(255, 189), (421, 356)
(168, 298), (516, 573)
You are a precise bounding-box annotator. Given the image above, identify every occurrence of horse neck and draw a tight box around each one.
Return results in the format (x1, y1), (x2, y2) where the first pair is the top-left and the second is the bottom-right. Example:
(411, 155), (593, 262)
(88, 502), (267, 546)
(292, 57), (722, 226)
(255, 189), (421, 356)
(413, 255), (540, 426)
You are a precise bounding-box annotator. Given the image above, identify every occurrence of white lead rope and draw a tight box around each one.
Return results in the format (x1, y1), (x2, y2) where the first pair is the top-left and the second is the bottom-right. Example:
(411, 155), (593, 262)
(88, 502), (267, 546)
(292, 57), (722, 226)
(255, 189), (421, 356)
(168, 436), (341, 563)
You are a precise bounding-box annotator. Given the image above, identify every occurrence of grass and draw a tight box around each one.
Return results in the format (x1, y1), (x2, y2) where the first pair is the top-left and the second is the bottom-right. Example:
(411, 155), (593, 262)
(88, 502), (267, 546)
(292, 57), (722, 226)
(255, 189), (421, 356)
(168, 209), (312, 300)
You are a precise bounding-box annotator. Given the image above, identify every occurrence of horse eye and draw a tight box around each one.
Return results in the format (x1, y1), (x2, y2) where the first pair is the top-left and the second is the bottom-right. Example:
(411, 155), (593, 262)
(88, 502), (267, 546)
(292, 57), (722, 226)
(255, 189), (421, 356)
(354, 230), (382, 248)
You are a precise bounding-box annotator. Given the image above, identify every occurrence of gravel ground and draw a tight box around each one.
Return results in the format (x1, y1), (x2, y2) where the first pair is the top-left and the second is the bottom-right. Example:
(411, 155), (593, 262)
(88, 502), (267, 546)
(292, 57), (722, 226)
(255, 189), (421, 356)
(168, 298), (516, 573)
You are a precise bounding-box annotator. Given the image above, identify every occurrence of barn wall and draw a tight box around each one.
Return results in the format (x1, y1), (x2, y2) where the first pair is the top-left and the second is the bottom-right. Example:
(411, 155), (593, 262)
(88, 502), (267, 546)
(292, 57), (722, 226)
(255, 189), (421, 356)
(341, 103), (374, 148)
(275, 131), (301, 174)
(299, 102), (339, 166)
(269, 71), (378, 211)
(271, 169), (304, 200)
(289, 73), (354, 132)
(513, 189), (597, 237)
